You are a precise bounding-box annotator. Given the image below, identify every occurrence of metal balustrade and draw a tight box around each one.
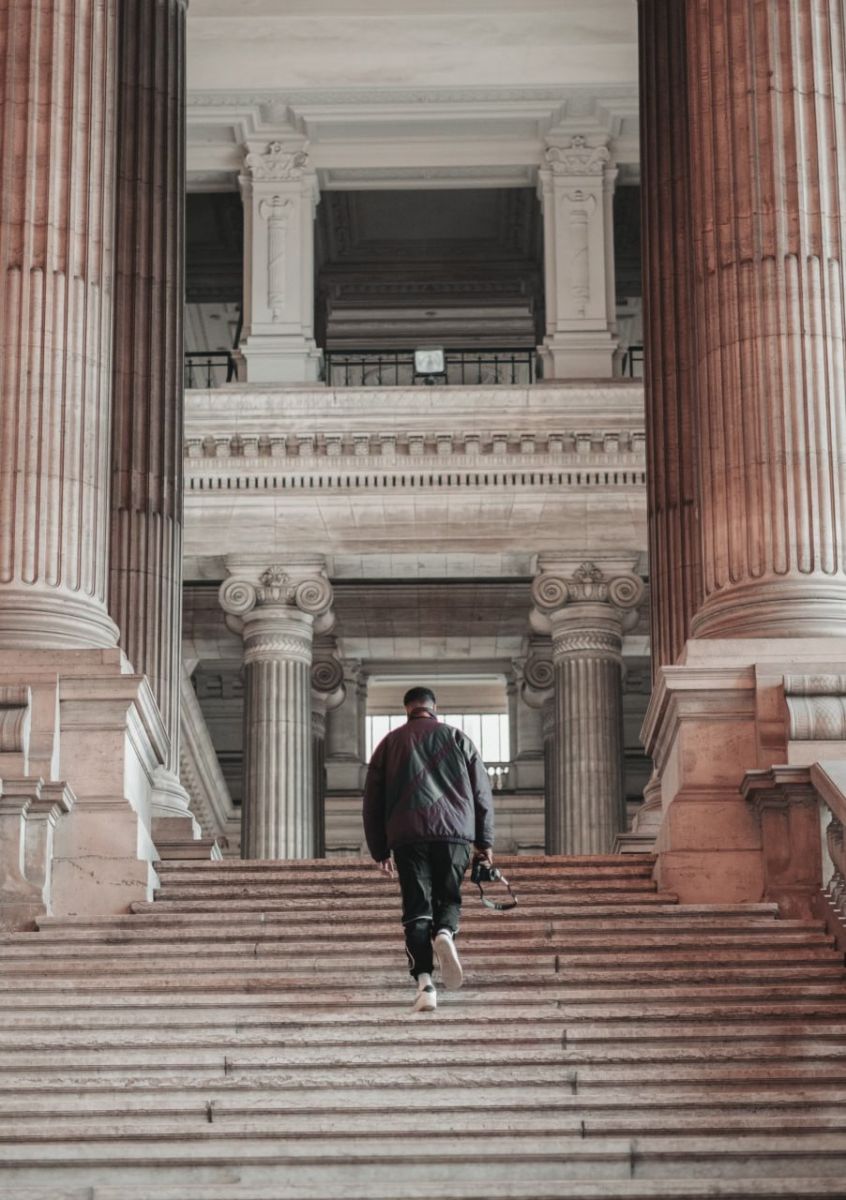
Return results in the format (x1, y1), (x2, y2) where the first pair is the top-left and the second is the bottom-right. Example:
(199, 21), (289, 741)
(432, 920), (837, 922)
(325, 348), (537, 387)
(184, 350), (238, 389)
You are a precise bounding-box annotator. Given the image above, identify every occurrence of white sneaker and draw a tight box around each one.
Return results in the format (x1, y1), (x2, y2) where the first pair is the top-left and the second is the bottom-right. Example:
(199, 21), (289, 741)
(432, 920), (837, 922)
(412, 982), (437, 1013)
(434, 929), (463, 991)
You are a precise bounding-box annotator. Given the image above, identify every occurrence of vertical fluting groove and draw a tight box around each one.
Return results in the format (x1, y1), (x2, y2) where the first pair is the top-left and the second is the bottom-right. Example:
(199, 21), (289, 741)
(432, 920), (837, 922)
(0, 0), (118, 647)
(685, 0), (846, 636)
(108, 0), (186, 762)
(243, 648), (314, 860)
(549, 632), (624, 856)
(638, 0), (702, 669)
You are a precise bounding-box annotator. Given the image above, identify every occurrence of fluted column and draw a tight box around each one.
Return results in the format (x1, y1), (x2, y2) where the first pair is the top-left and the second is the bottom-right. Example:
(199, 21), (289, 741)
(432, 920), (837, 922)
(684, 0), (846, 637)
(107, 0), (192, 830)
(0, 0), (119, 649)
(310, 638), (346, 858)
(518, 639), (555, 844)
(220, 563), (333, 859)
(532, 561), (644, 854)
(638, 0), (702, 669)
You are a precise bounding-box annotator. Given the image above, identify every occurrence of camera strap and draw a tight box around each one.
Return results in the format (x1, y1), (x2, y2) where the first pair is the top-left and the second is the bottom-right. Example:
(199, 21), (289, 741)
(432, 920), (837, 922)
(476, 873), (518, 912)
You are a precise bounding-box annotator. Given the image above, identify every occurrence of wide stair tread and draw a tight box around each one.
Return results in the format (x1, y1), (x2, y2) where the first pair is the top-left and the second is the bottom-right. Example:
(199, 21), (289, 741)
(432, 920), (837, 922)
(2, 852), (846, 1199)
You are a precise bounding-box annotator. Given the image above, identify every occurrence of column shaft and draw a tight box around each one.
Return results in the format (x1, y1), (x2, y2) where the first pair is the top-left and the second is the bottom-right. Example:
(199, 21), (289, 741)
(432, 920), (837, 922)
(244, 645), (314, 859)
(638, 0), (702, 668)
(108, 0), (186, 763)
(549, 610), (625, 854)
(686, 0), (846, 636)
(0, 0), (119, 649)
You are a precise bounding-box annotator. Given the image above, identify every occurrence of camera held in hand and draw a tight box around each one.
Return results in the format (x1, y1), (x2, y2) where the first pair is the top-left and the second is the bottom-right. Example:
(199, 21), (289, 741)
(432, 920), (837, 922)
(471, 858), (502, 886)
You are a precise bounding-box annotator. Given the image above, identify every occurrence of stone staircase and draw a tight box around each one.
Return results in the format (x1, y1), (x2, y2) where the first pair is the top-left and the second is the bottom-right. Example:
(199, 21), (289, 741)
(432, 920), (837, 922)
(2, 853), (846, 1199)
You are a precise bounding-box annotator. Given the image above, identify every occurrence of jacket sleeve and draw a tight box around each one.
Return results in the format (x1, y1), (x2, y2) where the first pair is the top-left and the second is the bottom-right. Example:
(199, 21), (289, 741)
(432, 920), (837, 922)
(465, 740), (495, 849)
(362, 739), (389, 862)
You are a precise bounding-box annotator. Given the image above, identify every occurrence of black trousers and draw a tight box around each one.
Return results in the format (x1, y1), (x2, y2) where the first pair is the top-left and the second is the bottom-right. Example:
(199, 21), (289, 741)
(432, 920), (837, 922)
(393, 841), (472, 979)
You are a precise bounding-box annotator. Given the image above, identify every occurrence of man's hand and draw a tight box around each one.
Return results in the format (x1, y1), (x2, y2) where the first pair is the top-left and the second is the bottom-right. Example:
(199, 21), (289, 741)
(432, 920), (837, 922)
(377, 858), (395, 878)
(473, 846), (493, 866)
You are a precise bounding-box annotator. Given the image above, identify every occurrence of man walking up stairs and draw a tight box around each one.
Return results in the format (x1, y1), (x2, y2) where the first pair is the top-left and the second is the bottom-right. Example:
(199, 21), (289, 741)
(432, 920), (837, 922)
(1, 854), (846, 1198)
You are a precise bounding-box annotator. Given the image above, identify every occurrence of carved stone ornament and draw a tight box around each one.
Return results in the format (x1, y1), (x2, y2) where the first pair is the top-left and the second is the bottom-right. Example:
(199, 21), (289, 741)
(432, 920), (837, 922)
(219, 566), (333, 620)
(544, 136), (610, 177)
(244, 141), (309, 182)
(531, 562), (645, 613)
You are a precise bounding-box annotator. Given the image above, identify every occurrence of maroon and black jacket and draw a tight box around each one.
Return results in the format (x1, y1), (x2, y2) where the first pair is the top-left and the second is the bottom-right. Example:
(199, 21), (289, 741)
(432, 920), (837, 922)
(362, 710), (495, 863)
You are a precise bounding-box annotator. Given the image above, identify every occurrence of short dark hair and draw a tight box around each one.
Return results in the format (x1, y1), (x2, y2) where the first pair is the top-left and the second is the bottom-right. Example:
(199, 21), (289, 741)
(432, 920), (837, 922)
(403, 686), (437, 708)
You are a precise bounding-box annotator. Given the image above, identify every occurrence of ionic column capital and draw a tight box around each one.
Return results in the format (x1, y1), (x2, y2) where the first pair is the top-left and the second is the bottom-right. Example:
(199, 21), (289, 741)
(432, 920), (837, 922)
(220, 561), (334, 637)
(311, 636), (346, 713)
(515, 639), (554, 709)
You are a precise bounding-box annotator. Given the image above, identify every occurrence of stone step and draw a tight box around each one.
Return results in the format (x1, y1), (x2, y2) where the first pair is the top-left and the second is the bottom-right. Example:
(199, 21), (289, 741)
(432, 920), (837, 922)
(4, 1086), (846, 1117)
(5, 1037), (846, 1072)
(4, 1106), (846, 1138)
(4, 1108), (846, 1141)
(4, 1018), (846, 1048)
(3, 943), (836, 969)
(6, 1060), (846, 1090)
(127, 899), (774, 918)
(16, 1177), (846, 1200)
(33, 912), (807, 936)
(6, 1085), (846, 1117)
(153, 879), (661, 899)
(13, 928), (833, 952)
(2, 1133), (846, 1179)
(4, 974), (846, 1001)
(4, 995), (846, 1024)
(3, 966), (842, 994)
(155, 853), (657, 873)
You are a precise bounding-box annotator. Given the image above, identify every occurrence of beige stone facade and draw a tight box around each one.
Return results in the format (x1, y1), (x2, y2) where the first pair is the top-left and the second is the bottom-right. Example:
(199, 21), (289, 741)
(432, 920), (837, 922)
(1, 0), (845, 939)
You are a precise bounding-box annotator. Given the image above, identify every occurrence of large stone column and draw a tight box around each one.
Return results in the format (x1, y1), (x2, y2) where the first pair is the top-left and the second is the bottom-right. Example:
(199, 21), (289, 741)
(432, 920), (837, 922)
(0, 0), (119, 650)
(685, 0), (846, 638)
(220, 562), (334, 859)
(537, 135), (619, 379)
(532, 561), (644, 854)
(640, 0), (846, 903)
(108, 0), (195, 841)
(238, 141), (322, 384)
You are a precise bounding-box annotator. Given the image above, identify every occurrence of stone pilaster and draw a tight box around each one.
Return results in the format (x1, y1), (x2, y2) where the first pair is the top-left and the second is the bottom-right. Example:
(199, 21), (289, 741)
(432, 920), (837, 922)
(108, 0), (195, 841)
(683, 0), (846, 639)
(220, 562), (333, 858)
(311, 639), (346, 858)
(638, 0), (702, 670)
(537, 136), (619, 379)
(238, 141), (322, 383)
(532, 561), (644, 854)
(0, 0), (119, 649)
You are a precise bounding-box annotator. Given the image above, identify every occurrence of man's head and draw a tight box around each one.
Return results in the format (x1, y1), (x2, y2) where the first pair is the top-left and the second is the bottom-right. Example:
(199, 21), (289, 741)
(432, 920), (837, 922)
(403, 686), (437, 715)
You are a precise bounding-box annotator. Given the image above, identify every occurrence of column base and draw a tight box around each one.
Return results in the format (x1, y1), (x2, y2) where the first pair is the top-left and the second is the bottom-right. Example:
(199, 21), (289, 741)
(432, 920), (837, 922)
(538, 331), (617, 379)
(0, 650), (170, 917)
(643, 637), (846, 904)
(239, 337), (323, 384)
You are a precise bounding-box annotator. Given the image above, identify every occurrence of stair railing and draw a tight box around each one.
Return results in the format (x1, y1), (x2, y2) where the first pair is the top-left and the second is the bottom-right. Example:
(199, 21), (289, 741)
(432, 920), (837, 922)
(742, 761), (846, 949)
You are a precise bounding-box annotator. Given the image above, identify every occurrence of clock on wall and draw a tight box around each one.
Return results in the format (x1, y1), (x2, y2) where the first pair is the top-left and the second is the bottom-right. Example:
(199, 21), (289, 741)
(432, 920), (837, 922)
(414, 348), (446, 383)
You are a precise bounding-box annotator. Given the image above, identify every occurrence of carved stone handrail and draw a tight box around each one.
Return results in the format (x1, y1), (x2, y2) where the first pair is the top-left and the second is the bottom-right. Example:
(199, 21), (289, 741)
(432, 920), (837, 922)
(742, 762), (846, 946)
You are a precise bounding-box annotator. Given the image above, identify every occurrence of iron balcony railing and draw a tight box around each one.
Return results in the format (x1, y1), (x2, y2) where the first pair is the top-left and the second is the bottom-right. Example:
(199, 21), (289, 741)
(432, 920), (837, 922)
(184, 351), (238, 389)
(325, 348), (537, 388)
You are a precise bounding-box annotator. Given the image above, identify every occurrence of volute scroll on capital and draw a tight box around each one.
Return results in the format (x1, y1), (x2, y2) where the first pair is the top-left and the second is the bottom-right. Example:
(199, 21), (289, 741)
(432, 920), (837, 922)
(219, 566), (334, 636)
(531, 561), (645, 613)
